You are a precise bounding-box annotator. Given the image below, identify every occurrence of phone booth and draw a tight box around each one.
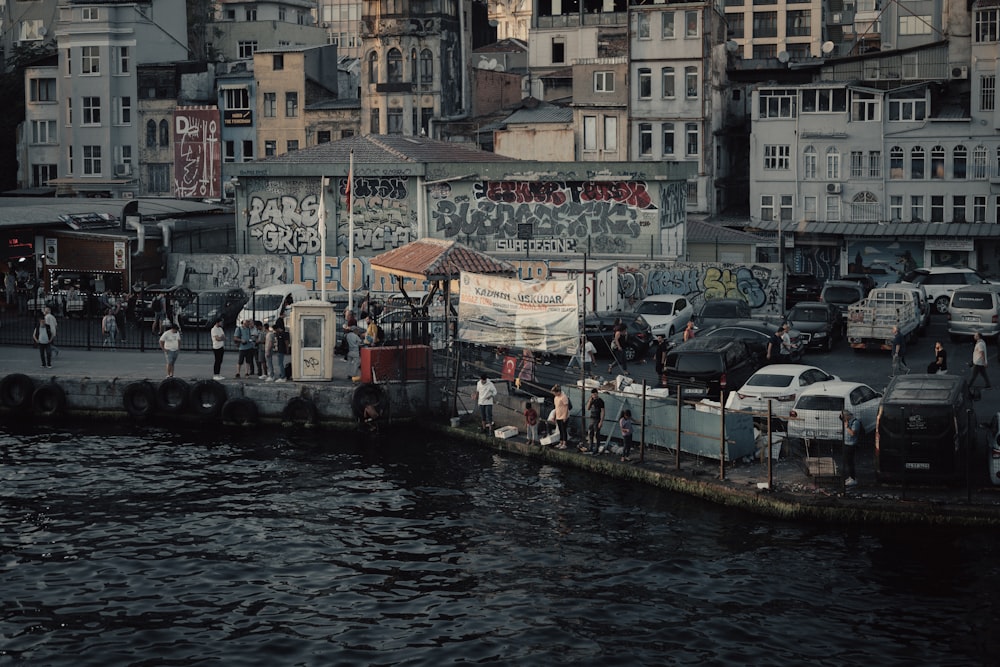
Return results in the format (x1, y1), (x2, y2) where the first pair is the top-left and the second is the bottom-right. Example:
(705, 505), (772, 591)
(288, 300), (336, 381)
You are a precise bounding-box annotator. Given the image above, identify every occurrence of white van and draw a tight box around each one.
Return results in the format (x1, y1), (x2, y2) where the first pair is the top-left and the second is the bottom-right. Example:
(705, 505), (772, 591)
(237, 284), (311, 326)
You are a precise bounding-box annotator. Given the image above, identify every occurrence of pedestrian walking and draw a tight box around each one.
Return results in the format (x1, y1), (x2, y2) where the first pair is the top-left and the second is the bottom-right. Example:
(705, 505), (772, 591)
(101, 308), (118, 348)
(619, 409), (634, 462)
(272, 321), (289, 382)
(926, 341), (947, 374)
(552, 384), (570, 449)
(842, 410), (861, 487)
(159, 322), (181, 378)
(583, 388), (605, 454)
(524, 401), (539, 446)
(970, 332), (991, 389)
(32, 315), (54, 368)
(891, 325), (909, 375)
(345, 325), (362, 381)
(608, 318), (629, 374)
(210, 317), (226, 380)
(683, 320), (696, 342)
(255, 322), (270, 379)
(474, 374), (498, 433)
(42, 306), (60, 358)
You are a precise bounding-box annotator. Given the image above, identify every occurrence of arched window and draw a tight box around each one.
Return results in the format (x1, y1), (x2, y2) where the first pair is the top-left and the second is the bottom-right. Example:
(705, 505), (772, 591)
(973, 145), (988, 179)
(159, 119), (169, 147)
(368, 51), (379, 85)
(953, 145), (967, 179)
(146, 119), (157, 148)
(803, 146), (817, 179)
(387, 48), (402, 83)
(911, 145), (925, 179)
(930, 145), (945, 179)
(411, 49), (418, 83)
(889, 146), (904, 179)
(419, 49), (433, 89)
(826, 146), (840, 180)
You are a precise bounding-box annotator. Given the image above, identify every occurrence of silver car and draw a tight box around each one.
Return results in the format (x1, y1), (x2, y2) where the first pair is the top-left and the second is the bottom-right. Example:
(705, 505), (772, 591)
(947, 284), (1000, 341)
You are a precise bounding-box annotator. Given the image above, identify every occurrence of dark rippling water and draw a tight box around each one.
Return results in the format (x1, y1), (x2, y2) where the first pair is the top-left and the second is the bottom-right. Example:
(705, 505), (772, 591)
(1, 421), (999, 666)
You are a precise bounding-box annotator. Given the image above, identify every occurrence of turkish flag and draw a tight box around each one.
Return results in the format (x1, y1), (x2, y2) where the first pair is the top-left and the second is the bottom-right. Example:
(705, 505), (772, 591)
(501, 355), (517, 381)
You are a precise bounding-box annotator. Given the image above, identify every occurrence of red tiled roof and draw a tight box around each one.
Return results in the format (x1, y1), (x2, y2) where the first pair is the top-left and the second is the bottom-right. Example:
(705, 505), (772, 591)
(370, 238), (516, 281)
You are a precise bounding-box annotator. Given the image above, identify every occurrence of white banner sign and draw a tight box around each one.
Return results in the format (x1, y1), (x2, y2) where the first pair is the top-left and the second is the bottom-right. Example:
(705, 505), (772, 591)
(457, 271), (579, 355)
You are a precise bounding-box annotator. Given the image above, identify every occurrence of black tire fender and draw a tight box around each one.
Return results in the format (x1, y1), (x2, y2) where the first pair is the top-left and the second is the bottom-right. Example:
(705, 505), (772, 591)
(32, 383), (67, 417)
(188, 380), (227, 420)
(282, 396), (318, 427)
(221, 397), (259, 426)
(0, 373), (35, 409)
(352, 383), (390, 421)
(156, 377), (190, 414)
(123, 381), (157, 418)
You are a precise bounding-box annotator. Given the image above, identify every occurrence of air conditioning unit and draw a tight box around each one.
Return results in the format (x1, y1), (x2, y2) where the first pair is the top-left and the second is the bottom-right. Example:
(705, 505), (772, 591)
(951, 65), (968, 80)
(115, 164), (131, 176)
(831, 12), (842, 24)
(826, 183), (842, 194)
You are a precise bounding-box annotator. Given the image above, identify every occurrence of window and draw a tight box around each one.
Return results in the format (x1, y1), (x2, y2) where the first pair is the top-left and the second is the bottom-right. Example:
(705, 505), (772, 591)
(753, 11), (778, 38)
(419, 49), (433, 89)
(279, 7), (286, 20)
(899, 15), (932, 35)
(116, 145), (132, 172)
(685, 123), (699, 156)
(82, 96), (101, 125)
(66, 98), (72, 125)
(317, 131), (331, 144)
(82, 7), (99, 20)
(779, 194), (793, 221)
(851, 151), (864, 178)
(245, 7), (257, 20)
(287, 140), (299, 152)
(973, 145), (989, 179)
(32, 120), (56, 144)
(981, 75), (996, 112)
(65, 48), (71, 76)
(604, 116), (617, 151)
(888, 96), (926, 121)
(890, 195), (903, 221)
(370, 109), (380, 134)
(82, 46), (100, 75)
(31, 164), (57, 188)
(583, 116), (597, 151)
(263, 92), (276, 117)
(114, 96), (131, 125)
(146, 120), (156, 147)
(368, 51), (379, 84)
(639, 123), (652, 156)
(83, 145), (101, 175)
(954, 145), (967, 179)
(800, 88), (847, 113)
(662, 123), (675, 155)
(685, 10), (698, 37)
(285, 92), (298, 117)
(764, 144), (790, 170)
(264, 140), (276, 157)
(975, 196), (987, 223)
(975, 8), (998, 42)
(159, 119), (169, 147)
(753, 44), (777, 59)
(273, 54), (284, 71)
(224, 87), (250, 111)
(787, 10), (810, 36)
(826, 195), (841, 221)
(758, 89), (796, 118)
(30, 78), (56, 102)
(552, 39), (565, 64)
(242, 140), (254, 161)
(238, 41), (258, 59)
(869, 151), (882, 178)
(148, 164), (171, 193)
(387, 48), (402, 83)
(224, 140), (236, 163)
(728, 13), (744, 38)
(826, 147), (840, 179)
(760, 194), (775, 221)
(594, 71), (615, 93)
(911, 146), (925, 179)
(851, 191), (879, 222)
(638, 68), (651, 99)
(953, 196), (967, 223)
(930, 145), (945, 179)
(661, 68), (674, 98)
(803, 146), (817, 179)
(685, 66), (698, 98)
(661, 12), (675, 38)
(804, 195), (818, 220)
(850, 91), (879, 121)
(387, 108), (403, 134)
(67, 146), (73, 176)
(931, 195), (944, 222)
(890, 146), (904, 179)
(637, 12), (650, 39)
(113, 46), (130, 75)
(911, 195), (924, 221)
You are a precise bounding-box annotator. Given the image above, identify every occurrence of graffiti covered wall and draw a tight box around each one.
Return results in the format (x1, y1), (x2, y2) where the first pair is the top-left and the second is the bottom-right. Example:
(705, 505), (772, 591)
(173, 107), (222, 198)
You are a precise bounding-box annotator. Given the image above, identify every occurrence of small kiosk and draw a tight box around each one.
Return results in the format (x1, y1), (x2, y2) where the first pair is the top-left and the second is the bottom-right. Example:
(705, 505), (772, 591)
(288, 299), (336, 381)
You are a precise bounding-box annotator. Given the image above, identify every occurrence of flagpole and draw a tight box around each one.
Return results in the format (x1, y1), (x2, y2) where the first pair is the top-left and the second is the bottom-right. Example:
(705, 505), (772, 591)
(319, 176), (327, 303)
(348, 149), (355, 313)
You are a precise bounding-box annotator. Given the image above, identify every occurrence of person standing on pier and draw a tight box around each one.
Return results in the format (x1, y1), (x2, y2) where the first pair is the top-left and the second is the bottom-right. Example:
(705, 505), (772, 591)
(210, 317), (226, 380)
(159, 322), (181, 379)
(475, 374), (498, 433)
(619, 409), (634, 463)
(583, 388), (605, 454)
(345, 326), (362, 381)
(552, 384), (570, 449)
(32, 315), (54, 368)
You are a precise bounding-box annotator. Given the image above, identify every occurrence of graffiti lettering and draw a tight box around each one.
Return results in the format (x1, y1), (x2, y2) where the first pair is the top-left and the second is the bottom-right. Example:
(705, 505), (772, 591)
(248, 195), (318, 228)
(479, 181), (567, 205)
(255, 222), (322, 254)
(342, 176), (408, 201)
(496, 238), (577, 253)
(617, 262), (782, 314)
(433, 199), (641, 239)
(579, 181), (653, 209)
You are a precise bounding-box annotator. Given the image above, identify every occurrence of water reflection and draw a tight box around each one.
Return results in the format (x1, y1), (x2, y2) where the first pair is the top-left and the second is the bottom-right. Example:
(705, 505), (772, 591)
(1, 422), (997, 666)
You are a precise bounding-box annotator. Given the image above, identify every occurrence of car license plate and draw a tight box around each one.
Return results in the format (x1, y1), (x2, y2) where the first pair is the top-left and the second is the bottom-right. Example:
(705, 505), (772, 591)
(964, 316), (979, 322)
(905, 462), (931, 470)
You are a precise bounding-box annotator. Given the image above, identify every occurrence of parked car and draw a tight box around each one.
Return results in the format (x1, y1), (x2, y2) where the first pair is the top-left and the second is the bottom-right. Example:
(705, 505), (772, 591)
(135, 284), (195, 321)
(787, 381), (883, 443)
(820, 280), (866, 317)
(662, 336), (762, 400)
(583, 311), (652, 362)
(786, 273), (823, 308)
(696, 319), (803, 359)
(726, 364), (839, 420)
(178, 288), (248, 329)
(947, 283), (1000, 341)
(894, 283), (931, 332)
(691, 299), (752, 329)
(838, 273), (877, 297)
(900, 266), (994, 314)
(784, 302), (844, 352)
(634, 294), (694, 337)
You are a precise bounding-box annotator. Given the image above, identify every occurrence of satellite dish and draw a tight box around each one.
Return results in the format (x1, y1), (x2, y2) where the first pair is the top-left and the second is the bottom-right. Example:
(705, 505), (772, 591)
(777, 51), (790, 63)
(821, 41), (835, 55)
(725, 40), (739, 53)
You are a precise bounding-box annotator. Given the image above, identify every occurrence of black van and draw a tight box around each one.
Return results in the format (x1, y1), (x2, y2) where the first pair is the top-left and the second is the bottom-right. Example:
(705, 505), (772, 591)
(875, 374), (973, 484)
(663, 337), (761, 400)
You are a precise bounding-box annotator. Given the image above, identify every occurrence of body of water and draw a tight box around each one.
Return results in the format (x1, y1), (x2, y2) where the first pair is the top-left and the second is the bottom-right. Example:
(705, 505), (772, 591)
(1, 422), (998, 666)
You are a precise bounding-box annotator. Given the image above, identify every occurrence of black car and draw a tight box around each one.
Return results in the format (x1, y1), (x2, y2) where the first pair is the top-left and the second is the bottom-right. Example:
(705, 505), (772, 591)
(695, 319), (803, 359)
(838, 273), (877, 296)
(691, 299), (752, 329)
(785, 273), (823, 308)
(819, 280), (866, 315)
(784, 301), (844, 352)
(663, 337), (762, 400)
(583, 311), (652, 362)
(178, 288), (249, 329)
(135, 284), (195, 321)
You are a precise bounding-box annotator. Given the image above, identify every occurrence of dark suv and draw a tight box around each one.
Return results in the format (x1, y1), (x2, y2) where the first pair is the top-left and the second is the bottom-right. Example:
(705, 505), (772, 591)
(663, 337), (762, 400)
(691, 298), (752, 329)
(786, 273), (823, 308)
(583, 311), (652, 362)
(178, 287), (248, 329)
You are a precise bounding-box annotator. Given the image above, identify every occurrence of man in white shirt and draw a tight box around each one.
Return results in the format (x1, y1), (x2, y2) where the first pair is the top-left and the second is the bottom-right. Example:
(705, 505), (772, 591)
(475, 374), (497, 432)
(159, 322), (182, 379)
(43, 306), (60, 358)
(210, 317), (226, 380)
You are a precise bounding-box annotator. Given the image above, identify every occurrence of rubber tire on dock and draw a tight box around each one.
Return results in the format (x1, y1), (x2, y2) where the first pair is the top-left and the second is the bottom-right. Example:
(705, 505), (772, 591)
(188, 380), (227, 420)
(32, 383), (66, 417)
(0, 373), (35, 409)
(123, 381), (157, 418)
(282, 396), (318, 427)
(157, 378), (190, 415)
(351, 384), (389, 421)
(221, 397), (259, 426)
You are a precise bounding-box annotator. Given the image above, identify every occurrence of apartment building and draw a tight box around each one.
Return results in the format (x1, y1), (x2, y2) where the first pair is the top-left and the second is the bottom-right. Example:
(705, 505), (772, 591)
(208, 0), (327, 63)
(723, 0), (823, 60)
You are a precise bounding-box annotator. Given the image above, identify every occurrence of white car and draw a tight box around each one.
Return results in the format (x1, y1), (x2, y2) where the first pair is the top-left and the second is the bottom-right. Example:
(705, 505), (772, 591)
(635, 294), (693, 337)
(787, 380), (883, 442)
(900, 266), (994, 315)
(726, 364), (838, 420)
